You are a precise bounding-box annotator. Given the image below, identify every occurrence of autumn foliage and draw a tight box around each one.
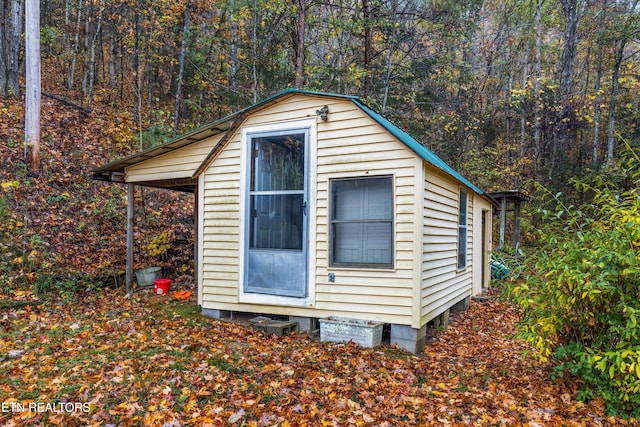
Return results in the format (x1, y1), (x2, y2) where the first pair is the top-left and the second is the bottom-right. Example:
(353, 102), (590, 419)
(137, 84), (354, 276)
(0, 98), (195, 295)
(507, 149), (640, 418)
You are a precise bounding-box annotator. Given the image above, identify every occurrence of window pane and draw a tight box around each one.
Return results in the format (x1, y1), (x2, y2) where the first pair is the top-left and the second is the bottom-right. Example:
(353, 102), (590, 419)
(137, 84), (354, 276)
(458, 226), (467, 269)
(334, 222), (392, 265)
(457, 189), (468, 269)
(250, 194), (303, 250)
(332, 177), (392, 221)
(459, 190), (468, 225)
(330, 176), (393, 267)
(251, 133), (305, 191)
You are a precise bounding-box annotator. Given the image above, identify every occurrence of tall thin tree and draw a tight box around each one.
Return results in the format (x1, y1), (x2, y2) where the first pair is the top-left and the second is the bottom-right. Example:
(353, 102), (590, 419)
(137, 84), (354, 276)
(293, 0), (306, 88)
(592, 0), (608, 166)
(1, 0), (23, 96)
(606, 0), (640, 165)
(87, 0), (104, 109)
(25, 0), (41, 171)
(551, 0), (583, 182)
(174, 0), (191, 131)
(533, 0), (543, 172)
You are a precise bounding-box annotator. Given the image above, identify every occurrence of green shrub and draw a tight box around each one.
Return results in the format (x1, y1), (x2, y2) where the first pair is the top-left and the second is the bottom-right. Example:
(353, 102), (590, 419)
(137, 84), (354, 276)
(33, 272), (95, 301)
(508, 149), (640, 417)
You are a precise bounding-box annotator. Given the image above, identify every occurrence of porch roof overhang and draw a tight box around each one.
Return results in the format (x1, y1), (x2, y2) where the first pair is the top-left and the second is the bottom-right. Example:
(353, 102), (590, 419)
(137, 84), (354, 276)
(488, 190), (531, 203)
(488, 190), (531, 211)
(91, 173), (198, 193)
(90, 112), (238, 192)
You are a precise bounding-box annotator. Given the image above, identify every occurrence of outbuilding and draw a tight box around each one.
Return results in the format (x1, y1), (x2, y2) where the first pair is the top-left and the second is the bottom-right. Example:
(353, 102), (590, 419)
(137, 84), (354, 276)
(93, 89), (494, 353)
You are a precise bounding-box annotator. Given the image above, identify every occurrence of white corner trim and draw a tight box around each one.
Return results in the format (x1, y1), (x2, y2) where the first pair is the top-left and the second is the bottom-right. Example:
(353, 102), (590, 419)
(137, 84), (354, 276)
(197, 173), (205, 307)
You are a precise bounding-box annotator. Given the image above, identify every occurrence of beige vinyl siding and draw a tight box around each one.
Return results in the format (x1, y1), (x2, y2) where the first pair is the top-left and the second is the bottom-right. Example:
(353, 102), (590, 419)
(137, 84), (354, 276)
(420, 167), (473, 324)
(200, 138), (242, 304)
(199, 94), (418, 325)
(314, 99), (416, 325)
(125, 135), (222, 182)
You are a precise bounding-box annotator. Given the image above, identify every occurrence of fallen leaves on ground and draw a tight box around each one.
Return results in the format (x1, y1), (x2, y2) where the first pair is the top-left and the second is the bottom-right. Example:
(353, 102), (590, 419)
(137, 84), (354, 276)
(0, 290), (637, 426)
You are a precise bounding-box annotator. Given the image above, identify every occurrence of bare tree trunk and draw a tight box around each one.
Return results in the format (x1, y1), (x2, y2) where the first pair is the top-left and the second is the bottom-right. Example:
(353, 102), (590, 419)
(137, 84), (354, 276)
(251, 0), (258, 102)
(86, 0), (104, 109)
(25, 0), (40, 171)
(81, 0), (91, 95)
(520, 61), (529, 161)
(592, 48), (603, 165)
(5, 0), (23, 97)
(362, 0), (372, 97)
(591, 0), (608, 165)
(381, 0), (399, 114)
(64, 0), (70, 76)
(229, 0), (239, 109)
(294, 0), (306, 89)
(606, 0), (639, 165)
(0, 1), (6, 94)
(133, 3), (141, 127)
(533, 0), (543, 172)
(551, 0), (582, 182)
(174, 0), (191, 131)
(67, 0), (82, 90)
(606, 38), (626, 165)
(108, 33), (117, 95)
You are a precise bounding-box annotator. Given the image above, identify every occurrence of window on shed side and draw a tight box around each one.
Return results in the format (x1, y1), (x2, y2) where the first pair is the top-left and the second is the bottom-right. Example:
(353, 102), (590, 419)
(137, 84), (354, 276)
(330, 176), (393, 268)
(457, 189), (468, 269)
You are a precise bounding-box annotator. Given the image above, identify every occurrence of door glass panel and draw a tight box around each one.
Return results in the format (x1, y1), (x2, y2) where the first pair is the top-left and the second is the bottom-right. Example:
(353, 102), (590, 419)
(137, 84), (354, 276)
(250, 194), (303, 250)
(251, 134), (305, 191)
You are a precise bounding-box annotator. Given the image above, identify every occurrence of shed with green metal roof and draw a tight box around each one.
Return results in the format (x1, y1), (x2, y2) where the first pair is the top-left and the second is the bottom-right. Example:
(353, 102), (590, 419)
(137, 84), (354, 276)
(93, 89), (494, 353)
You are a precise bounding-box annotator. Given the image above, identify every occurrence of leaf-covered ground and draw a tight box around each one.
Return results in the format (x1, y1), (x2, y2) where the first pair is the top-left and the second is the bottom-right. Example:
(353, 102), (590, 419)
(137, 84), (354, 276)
(1, 289), (636, 426)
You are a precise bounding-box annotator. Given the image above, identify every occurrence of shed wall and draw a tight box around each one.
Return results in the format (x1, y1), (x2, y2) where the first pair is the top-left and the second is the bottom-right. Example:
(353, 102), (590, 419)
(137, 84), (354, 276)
(200, 95), (418, 325)
(472, 196), (492, 294)
(420, 167), (474, 324)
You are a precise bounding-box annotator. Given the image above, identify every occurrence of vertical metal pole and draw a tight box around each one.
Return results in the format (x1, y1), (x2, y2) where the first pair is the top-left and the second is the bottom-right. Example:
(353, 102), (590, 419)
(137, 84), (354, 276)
(126, 183), (134, 294)
(499, 197), (506, 250)
(513, 201), (522, 252)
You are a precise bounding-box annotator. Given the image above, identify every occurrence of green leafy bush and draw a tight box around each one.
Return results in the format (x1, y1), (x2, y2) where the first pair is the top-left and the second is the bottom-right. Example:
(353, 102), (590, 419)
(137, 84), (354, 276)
(508, 150), (640, 417)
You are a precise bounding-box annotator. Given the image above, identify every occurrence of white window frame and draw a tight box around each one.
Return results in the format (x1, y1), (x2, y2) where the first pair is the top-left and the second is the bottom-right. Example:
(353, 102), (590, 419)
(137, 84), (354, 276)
(457, 188), (468, 270)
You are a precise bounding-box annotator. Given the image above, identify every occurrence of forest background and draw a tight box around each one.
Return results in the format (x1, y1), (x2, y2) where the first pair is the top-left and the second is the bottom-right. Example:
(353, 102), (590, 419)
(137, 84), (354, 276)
(2, 0), (639, 184)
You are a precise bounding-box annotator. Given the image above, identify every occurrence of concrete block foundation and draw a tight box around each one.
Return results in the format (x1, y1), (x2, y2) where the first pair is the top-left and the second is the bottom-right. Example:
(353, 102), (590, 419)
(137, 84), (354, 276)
(452, 296), (471, 312)
(390, 324), (427, 354)
(432, 309), (450, 330)
(289, 316), (317, 331)
(201, 308), (231, 320)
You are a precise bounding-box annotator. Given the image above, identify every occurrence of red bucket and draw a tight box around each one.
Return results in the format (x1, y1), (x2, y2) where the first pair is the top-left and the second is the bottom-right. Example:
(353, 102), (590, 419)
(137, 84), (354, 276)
(154, 278), (171, 295)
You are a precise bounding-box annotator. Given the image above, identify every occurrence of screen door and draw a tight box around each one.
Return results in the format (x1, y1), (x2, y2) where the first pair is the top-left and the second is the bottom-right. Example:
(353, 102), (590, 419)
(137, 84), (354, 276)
(244, 130), (308, 297)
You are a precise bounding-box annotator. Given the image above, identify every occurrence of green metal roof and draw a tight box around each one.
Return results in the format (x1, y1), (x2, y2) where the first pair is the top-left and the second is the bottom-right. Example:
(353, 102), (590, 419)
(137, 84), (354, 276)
(93, 88), (484, 195)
